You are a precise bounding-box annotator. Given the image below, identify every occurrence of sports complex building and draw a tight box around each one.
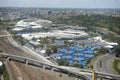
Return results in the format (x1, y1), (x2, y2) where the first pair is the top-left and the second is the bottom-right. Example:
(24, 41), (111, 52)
(12, 19), (89, 39)
(21, 29), (89, 40)
(12, 19), (53, 31)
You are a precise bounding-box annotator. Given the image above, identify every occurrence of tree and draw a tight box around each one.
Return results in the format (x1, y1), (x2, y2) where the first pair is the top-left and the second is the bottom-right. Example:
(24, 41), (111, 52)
(46, 48), (52, 56)
(71, 63), (83, 68)
(58, 59), (69, 66)
(115, 45), (120, 57)
(0, 49), (3, 53)
(32, 37), (37, 41)
(0, 64), (4, 75)
(51, 46), (58, 53)
(98, 47), (108, 54)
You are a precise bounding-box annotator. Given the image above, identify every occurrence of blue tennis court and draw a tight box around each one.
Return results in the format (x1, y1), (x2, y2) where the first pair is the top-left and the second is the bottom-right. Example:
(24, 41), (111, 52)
(50, 45), (102, 66)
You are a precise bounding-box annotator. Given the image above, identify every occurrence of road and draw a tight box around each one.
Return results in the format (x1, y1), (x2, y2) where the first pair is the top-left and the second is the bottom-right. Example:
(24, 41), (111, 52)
(102, 54), (115, 74)
(1, 53), (120, 80)
(94, 53), (115, 74)
(0, 30), (75, 80)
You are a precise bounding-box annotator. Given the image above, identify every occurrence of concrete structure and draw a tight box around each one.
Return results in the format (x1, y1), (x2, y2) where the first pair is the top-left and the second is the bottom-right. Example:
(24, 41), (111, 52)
(12, 19), (53, 32)
(0, 53), (120, 80)
(63, 26), (87, 31)
(51, 29), (88, 39)
(21, 29), (89, 40)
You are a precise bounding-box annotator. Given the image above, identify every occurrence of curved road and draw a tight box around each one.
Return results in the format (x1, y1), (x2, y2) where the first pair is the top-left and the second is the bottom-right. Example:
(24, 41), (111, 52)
(94, 53), (115, 74)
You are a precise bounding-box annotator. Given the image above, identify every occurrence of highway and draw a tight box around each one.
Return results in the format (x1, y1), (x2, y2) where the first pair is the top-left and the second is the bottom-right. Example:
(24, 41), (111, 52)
(0, 53), (120, 80)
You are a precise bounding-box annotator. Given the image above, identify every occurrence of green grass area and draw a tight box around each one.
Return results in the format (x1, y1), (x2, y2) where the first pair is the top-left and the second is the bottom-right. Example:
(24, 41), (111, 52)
(84, 57), (95, 69)
(0, 64), (9, 80)
(84, 52), (102, 69)
(0, 49), (9, 80)
(0, 49), (3, 53)
(112, 58), (120, 75)
(84, 48), (108, 69)
(3, 66), (9, 80)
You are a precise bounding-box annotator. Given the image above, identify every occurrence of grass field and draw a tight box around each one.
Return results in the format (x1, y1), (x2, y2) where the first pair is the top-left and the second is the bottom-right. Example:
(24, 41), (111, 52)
(112, 58), (120, 75)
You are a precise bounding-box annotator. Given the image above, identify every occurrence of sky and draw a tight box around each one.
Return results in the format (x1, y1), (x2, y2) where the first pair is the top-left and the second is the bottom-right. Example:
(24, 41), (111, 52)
(0, 0), (120, 8)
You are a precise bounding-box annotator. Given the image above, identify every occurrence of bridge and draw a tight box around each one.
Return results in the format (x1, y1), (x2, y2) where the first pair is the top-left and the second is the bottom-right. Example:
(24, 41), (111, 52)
(0, 53), (120, 80)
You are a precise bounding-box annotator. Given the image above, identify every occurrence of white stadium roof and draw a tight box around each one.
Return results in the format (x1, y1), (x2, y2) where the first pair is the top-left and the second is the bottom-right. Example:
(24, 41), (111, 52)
(16, 19), (52, 27)
(22, 29), (89, 40)
(13, 19), (53, 31)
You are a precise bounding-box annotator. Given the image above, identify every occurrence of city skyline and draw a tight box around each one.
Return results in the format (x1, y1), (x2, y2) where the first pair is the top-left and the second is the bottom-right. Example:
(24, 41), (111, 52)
(0, 0), (120, 9)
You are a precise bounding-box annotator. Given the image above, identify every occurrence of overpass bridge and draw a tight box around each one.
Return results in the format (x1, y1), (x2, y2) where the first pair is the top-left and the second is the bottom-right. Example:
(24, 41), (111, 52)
(0, 53), (120, 80)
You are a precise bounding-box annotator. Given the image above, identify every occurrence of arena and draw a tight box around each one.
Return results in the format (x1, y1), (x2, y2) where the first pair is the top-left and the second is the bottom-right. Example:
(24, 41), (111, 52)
(12, 19), (53, 31)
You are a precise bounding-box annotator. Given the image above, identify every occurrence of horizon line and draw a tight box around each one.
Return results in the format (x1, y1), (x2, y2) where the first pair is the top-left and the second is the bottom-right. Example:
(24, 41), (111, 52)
(0, 6), (120, 9)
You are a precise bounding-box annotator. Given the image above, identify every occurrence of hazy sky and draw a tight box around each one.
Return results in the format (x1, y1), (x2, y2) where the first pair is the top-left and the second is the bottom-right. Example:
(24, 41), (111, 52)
(0, 0), (120, 8)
